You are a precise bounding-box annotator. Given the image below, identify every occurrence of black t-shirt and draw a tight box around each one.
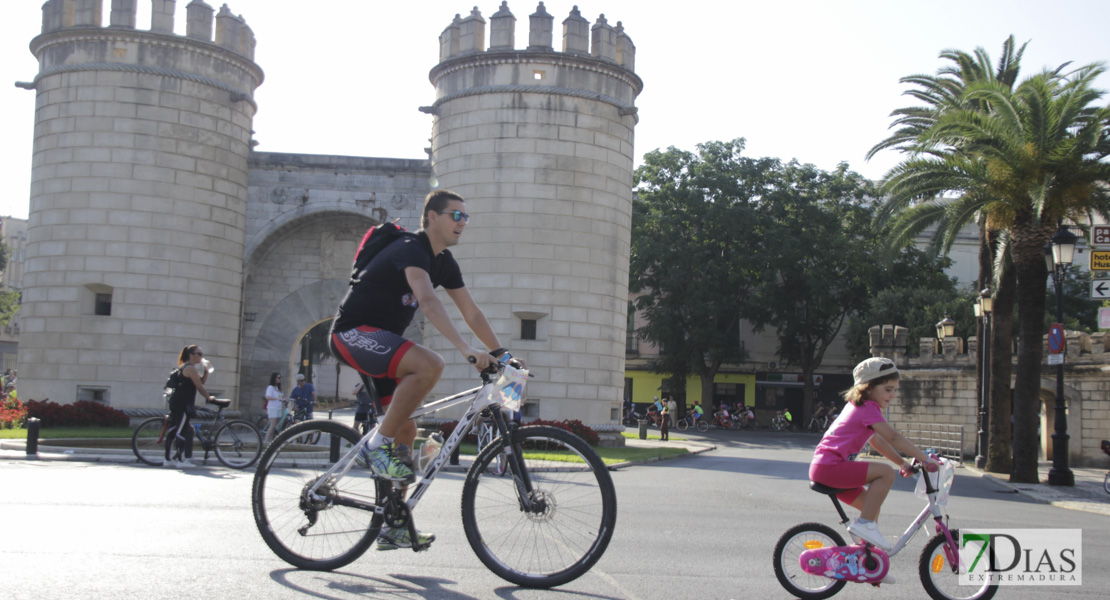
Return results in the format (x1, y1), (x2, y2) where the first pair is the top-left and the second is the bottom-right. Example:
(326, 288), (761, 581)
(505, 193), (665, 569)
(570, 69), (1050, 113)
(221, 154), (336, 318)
(333, 231), (464, 335)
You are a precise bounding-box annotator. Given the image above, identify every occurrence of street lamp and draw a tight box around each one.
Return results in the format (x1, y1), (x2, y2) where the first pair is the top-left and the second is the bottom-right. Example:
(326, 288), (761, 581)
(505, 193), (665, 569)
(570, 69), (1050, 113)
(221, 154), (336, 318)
(975, 288), (992, 469)
(1046, 222), (1077, 486)
(935, 314), (956, 340)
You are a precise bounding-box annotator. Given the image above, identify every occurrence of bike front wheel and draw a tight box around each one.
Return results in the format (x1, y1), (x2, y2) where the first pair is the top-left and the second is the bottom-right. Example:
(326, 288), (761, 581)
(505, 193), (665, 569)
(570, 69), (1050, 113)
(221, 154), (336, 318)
(252, 420), (383, 571)
(772, 522), (847, 600)
(919, 529), (998, 600)
(676, 419), (689, 431)
(214, 420), (262, 469)
(461, 425), (617, 588)
(132, 416), (168, 466)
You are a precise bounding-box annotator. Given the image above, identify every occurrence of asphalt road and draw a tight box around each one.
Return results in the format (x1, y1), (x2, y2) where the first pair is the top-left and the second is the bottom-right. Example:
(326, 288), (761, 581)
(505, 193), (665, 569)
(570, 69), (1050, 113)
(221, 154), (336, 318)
(1, 429), (1107, 600)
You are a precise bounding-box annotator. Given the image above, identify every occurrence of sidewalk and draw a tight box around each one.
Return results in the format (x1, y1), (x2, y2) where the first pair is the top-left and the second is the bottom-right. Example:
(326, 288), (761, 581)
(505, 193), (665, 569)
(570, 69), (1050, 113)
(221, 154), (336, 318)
(964, 461), (1110, 517)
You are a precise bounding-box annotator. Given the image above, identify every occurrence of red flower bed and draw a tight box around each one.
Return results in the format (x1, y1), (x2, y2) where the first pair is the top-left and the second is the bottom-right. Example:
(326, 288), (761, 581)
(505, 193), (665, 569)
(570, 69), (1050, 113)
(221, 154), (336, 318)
(0, 396), (27, 429)
(25, 399), (129, 428)
(436, 418), (599, 447)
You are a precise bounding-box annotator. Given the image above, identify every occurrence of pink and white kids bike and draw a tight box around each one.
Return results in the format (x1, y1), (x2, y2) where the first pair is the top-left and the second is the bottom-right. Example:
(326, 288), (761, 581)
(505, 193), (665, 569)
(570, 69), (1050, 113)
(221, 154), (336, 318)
(773, 457), (998, 600)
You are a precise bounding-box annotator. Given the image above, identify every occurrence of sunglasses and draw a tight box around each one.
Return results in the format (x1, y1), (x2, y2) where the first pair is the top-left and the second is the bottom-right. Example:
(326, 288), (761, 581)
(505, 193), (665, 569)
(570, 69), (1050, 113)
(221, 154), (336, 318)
(435, 210), (470, 223)
(193, 351), (204, 357)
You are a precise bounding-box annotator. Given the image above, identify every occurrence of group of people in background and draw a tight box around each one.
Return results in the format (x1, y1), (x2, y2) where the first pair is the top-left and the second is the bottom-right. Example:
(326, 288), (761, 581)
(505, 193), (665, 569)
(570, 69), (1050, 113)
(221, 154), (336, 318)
(263, 371), (318, 444)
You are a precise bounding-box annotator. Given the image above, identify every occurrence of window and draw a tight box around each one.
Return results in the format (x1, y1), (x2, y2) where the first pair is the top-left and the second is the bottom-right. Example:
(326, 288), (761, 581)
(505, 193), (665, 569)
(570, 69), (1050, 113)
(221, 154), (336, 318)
(82, 284), (114, 316)
(533, 70), (545, 80)
(521, 319), (537, 340)
(94, 293), (112, 316)
(77, 386), (110, 405)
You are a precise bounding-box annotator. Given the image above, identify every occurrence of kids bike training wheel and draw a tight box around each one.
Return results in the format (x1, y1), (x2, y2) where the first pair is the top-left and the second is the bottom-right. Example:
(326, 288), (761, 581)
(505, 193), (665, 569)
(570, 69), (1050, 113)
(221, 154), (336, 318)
(772, 522), (848, 600)
(252, 420), (383, 571)
(213, 420), (262, 469)
(919, 529), (998, 600)
(461, 425), (617, 588)
(132, 416), (169, 466)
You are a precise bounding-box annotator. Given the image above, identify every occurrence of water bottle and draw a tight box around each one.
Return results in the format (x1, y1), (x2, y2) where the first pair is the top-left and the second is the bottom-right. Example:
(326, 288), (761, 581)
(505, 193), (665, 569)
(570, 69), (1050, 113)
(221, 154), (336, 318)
(416, 432), (445, 473)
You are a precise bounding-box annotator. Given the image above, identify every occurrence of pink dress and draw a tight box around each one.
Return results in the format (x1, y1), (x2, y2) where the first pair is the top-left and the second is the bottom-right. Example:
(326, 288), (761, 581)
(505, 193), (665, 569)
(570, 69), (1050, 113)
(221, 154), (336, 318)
(809, 400), (884, 502)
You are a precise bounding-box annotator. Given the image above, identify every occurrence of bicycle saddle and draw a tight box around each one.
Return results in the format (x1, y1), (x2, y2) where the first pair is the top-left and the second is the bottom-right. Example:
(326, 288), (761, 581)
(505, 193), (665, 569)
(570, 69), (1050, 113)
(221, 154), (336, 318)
(206, 398), (231, 408)
(809, 481), (854, 496)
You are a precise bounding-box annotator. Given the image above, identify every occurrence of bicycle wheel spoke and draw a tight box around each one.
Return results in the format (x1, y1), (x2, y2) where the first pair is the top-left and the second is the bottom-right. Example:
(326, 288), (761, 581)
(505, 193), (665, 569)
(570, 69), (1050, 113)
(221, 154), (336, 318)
(461, 426), (616, 588)
(253, 421), (382, 571)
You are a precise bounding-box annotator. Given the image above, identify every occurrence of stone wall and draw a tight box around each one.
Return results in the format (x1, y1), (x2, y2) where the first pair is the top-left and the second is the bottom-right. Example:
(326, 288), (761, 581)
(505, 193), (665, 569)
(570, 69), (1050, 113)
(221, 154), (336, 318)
(869, 325), (1110, 467)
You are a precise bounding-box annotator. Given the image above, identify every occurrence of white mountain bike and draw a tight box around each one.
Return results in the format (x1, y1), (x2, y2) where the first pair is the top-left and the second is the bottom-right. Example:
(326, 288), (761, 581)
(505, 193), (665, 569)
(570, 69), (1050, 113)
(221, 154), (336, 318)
(250, 357), (617, 588)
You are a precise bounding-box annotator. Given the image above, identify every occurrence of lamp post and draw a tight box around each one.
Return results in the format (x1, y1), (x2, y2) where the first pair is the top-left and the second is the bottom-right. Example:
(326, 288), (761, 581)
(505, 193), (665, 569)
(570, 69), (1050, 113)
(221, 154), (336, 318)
(1046, 223), (1077, 486)
(935, 314), (956, 346)
(975, 288), (992, 469)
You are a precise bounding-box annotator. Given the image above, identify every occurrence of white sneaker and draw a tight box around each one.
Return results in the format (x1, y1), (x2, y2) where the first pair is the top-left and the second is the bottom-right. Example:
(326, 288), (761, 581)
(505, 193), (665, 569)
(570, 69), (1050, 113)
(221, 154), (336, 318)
(881, 572), (896, 584)
(848, 519), (891, 551)
(162, 458), (176, 468)
(177, 459), (196, 469)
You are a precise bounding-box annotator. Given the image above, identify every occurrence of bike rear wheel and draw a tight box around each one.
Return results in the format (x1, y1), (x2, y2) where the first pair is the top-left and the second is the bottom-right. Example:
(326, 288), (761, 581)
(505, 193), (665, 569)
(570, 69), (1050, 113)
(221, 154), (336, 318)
(919, 529), (998, 600)
(773, 522), (848, 600)
(252, 420), (383, 571)
(461, 425), (617, 588)
(695, 419), (709, 432)
(214, 420), (262, 469)
(132, 416), (168, 466)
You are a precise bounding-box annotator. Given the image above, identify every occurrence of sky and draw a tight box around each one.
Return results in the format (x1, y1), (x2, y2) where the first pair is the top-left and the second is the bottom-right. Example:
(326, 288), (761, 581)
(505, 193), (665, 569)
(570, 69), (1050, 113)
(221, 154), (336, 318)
(2, 0), (1110, 220)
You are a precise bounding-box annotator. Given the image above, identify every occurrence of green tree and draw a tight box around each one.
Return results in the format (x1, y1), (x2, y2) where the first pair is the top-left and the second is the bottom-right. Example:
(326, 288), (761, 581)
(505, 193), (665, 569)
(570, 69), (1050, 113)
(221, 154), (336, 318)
(879, 60), (1110, 482)
(744, 162), (879, 416)
(631, 139), (772, 407)
(0, 243), (16, 328)
(870, 37), (1032, 474)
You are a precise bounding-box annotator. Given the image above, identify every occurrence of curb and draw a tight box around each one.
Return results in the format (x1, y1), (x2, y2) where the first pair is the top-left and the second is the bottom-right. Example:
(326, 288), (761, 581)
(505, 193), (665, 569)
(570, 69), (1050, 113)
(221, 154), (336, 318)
(963, 464), (1110, 517)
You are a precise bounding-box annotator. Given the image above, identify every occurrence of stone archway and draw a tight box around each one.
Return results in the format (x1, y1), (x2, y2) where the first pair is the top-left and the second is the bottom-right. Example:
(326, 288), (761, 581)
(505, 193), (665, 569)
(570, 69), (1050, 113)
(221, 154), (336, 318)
(239, 210), (378, 414)
(1039, 378), (1083, 463)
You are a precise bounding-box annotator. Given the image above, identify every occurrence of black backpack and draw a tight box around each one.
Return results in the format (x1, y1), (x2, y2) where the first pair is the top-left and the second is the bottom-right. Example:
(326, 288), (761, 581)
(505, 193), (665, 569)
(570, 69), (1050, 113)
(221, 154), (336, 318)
(349, 220), (415, 285)
(163, 367), (183, 395)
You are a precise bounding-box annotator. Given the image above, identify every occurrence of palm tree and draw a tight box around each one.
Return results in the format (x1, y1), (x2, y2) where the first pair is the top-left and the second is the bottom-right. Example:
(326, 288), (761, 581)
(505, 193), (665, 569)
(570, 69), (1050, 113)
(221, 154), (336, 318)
(869, 37), (1029, 473)
(882, 65), (1110, 482)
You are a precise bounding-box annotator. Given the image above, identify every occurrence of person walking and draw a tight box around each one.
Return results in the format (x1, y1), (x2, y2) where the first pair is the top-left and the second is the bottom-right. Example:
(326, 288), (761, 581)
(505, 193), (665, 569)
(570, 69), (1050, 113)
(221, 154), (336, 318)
(164, 345), (216, 468)
(659, 401), (670, 441)
(263, 372), (283, 444)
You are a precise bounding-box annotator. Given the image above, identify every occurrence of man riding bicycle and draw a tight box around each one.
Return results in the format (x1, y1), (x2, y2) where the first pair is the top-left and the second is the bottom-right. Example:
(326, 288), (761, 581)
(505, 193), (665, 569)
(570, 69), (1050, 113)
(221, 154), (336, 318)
(289, 373), (317, 419)
(329, 190), (512, 550)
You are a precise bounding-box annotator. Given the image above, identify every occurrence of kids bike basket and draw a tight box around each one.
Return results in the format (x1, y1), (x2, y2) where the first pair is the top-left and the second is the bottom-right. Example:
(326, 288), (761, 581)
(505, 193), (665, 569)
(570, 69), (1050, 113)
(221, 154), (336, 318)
(914, 457), (956, 506)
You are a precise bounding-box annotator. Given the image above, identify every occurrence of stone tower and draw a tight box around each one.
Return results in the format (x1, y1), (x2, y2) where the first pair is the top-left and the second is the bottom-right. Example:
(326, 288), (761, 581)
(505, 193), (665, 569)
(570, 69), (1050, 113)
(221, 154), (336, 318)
(424, 2), (642, 424)
(17, 0), (263, 406)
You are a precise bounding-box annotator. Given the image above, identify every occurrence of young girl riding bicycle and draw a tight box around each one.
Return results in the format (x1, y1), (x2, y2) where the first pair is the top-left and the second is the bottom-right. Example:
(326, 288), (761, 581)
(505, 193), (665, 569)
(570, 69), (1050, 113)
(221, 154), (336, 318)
(809, 357), (936, 551)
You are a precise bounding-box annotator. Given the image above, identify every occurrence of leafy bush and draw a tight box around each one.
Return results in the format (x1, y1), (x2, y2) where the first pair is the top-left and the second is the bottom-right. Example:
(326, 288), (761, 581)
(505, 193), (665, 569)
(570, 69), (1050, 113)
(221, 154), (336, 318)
(435, 418), (600, 447)
(0, 396), (26, 429)
(25, 399), (129, 428)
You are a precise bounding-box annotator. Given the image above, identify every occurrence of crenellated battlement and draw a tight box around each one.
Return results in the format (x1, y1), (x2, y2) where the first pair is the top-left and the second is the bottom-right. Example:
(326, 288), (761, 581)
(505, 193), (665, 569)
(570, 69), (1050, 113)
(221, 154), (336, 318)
(439, 2), (635, 72)
(39, 0), (255, 60)
(867, 324), (1110, 368)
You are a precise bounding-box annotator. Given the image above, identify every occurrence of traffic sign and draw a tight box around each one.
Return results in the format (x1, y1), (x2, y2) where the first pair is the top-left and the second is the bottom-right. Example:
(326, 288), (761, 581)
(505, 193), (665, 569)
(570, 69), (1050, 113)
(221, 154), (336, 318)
(1048, 323), (1065, 354)
(1048, 353), (1064, 365)
(1092, 251), (1110, 270)
(1093, 225), (1110, 247)
(1093, 280), (1110, 300)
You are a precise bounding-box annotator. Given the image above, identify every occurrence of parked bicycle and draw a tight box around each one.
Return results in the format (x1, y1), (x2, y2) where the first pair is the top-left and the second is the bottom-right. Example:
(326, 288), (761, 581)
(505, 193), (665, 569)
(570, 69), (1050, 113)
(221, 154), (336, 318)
(257, 400), (319, 444)
(675, 412), (709, 432)
(251, 357), (617, 588)
(132, 399), (262, 469)
(772, 457), (997, 600)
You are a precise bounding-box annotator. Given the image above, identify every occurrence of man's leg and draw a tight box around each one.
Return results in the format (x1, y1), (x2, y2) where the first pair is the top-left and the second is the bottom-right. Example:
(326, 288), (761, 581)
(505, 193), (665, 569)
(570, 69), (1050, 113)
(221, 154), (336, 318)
(377, 344), (444, 437)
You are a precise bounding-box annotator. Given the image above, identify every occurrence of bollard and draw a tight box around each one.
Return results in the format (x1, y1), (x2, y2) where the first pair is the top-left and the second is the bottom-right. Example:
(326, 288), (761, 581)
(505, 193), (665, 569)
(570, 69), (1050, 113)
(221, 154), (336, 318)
(328, 409), (333, 420)
(638, 418), (648, 440)
(26, 417), (40, 455)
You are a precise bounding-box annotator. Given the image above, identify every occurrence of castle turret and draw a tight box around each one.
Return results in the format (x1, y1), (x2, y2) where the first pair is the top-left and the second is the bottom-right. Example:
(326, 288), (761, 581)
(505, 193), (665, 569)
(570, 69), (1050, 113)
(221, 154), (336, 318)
(17, 0), (263, 407)
(425, 3), (642, 426)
